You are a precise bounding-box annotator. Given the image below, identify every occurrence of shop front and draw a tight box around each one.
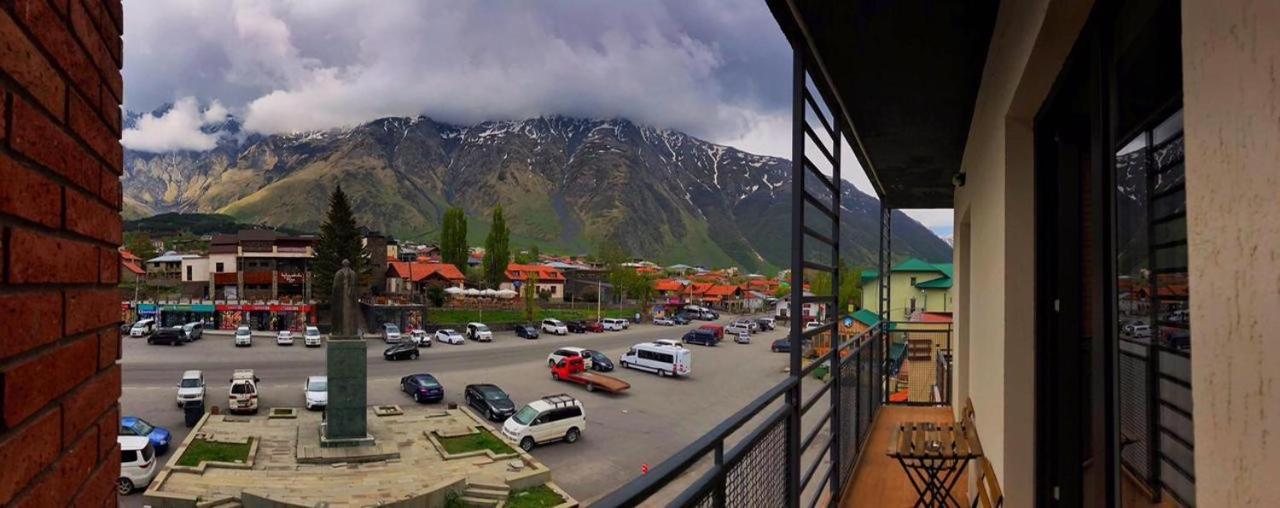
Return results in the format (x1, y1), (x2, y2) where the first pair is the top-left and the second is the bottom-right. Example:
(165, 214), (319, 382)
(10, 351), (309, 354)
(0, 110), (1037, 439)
(158, 304), (216, 328)
(215, 303), (316, 331)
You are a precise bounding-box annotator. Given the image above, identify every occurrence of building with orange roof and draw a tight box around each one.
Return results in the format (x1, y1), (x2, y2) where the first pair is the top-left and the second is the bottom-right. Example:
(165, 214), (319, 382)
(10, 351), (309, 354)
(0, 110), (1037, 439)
(119, 249), (146, 283)
(501, 263), (567, 301)
(386, 261), (465, 293)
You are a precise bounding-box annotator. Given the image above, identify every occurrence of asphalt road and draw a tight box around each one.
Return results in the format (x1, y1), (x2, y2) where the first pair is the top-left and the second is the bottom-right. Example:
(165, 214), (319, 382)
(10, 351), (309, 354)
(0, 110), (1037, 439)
(119, 315), (813, 505)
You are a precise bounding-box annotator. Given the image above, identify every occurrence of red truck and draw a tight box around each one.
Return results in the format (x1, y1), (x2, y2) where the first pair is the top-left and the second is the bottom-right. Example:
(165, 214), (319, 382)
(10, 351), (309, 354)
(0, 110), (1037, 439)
(551, 356), (631, 393)
(697, 323), (725, 340)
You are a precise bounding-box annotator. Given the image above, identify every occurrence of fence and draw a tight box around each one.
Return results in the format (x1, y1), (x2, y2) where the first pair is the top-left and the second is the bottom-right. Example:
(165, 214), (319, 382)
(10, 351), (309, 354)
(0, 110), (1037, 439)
(1119, 338), (1195, 505)
(884, 324), (953, 405)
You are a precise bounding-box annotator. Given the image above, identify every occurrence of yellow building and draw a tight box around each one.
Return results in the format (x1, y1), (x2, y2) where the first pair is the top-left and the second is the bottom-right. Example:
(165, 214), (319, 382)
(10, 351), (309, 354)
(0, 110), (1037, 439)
(859, 258), (953, 320)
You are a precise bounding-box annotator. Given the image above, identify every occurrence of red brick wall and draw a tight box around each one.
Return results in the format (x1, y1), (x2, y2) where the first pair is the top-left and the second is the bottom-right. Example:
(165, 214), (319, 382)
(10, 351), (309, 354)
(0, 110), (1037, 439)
(0, 0), (123, 505)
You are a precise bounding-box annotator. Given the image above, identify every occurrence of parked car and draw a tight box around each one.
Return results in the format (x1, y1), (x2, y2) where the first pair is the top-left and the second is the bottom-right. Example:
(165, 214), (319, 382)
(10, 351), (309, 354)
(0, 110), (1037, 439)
(465, 383), (516, 421)
(547, 346), (593, 369)
(129, 318), (156, 338)
(234, 325), (252, 347)
(434, 328), (465, 345)
(384, 342), (421, 360)
(653, 317), (675, 326)
(400, 373), (443, 403)
(566, 320), (588, 333)
(725, 322), (751, 336)
(619, 318), (631, 329)
(672, 314), (692, 325)
(756, 317), (776, 331)
(119, 416), (171, 456)
(148, 327), (186, 346)
(276, 330), (294, 346)
(501, 394), (585, 452)
(304, 376), (328, 410)
(383, 323), (402, 343)
(601, 318), (626, 331)
(682, 329), (719, 346)
(620, 342), (693, 377)
(771, 338), (810, 353)
(731, 319), (758, 333)
(411, 329), (432, 347)
(182, 321), (204, 341)
(117, 436), (159, 495)
(654, 338), (687, 348)
(541, 318), (569, 335)
(585, 321), (605, 333)
(304, 326), (323, 347)
(516, 324), (541, 339)
(583, 349), (614, 372)
(698, 323), (726, 340)
(466, 322), (494, 342)
(734, 330), (751, 344)
(175, 370), (205, 407)
(228, 369), (260, 414)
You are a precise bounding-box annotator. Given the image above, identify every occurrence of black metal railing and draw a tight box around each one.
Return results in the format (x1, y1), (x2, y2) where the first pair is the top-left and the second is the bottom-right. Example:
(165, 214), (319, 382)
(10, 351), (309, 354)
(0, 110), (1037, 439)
(1118, 337), (1195, 505)
(883, 325), (953, 406)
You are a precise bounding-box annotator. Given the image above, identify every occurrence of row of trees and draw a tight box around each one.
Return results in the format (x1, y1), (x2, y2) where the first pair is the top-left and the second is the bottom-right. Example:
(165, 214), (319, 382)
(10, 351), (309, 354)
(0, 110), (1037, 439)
(439, 205), (513, 288)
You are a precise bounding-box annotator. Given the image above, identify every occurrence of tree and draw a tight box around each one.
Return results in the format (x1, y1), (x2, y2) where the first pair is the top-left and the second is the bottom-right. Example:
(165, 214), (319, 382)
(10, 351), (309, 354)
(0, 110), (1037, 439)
(592, 241), (629, 303)
(522, 273), (539, 322)
(123, 232), (158, 261)
(627, 271), (658, 318)
(313, 186), (370, 300)
(481, 206), (511, 287)
(425, 286), (445, 307)
(439, 207), (468, 268)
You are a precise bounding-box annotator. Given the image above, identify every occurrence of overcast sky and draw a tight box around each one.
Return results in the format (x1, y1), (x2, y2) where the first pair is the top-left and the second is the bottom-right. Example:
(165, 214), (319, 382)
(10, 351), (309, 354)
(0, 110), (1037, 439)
(123, 0), (952, 235)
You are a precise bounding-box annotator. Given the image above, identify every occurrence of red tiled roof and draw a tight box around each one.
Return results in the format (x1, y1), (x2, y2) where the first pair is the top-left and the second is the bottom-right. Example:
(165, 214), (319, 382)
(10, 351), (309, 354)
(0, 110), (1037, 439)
(689, 283), (715, 296)
(388, 262), (465, 282)
(918, 312), (954, 323)
(119, 249), (141, 262)
(704, 285), (740, 297)
(121, 260), (145, 275)
(654, 279), (685, 292)
(505, 263), (565, 283)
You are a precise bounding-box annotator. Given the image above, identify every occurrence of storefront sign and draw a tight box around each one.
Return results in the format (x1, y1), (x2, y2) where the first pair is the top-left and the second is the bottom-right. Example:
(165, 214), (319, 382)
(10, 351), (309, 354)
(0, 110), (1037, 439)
(164, 304), (216, 312)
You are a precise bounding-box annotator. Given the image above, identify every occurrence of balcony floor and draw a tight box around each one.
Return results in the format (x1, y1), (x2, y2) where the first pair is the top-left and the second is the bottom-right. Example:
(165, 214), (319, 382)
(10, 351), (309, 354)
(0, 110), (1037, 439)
(841, 405), (965, 507)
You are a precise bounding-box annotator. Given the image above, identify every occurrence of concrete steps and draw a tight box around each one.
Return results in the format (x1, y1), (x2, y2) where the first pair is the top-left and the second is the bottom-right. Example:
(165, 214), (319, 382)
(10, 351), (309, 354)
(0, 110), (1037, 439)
(459, 481), (510, 507)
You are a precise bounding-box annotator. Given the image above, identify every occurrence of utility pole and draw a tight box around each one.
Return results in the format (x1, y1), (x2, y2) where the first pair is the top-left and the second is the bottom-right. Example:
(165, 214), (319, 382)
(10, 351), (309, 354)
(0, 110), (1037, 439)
(596, 277), (602, 322)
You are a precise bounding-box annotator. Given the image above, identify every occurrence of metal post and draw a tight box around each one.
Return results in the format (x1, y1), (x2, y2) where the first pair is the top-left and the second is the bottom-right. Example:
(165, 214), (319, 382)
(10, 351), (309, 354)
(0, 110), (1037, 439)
(828, 108), (843, 505)
(786, 49), (806, 508)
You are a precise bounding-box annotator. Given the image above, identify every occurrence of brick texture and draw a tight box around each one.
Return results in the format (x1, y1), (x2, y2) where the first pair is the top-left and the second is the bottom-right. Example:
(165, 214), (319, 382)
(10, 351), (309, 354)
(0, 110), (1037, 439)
(0, 1), (123, 503)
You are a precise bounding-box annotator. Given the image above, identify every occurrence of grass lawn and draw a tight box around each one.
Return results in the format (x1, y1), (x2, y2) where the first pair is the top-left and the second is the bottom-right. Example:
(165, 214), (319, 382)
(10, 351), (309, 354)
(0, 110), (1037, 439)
(436, 428), (515, 456)
(505, 485), (566, 508)
(176, 438), (252, 467)
(427, 308), (635, 325)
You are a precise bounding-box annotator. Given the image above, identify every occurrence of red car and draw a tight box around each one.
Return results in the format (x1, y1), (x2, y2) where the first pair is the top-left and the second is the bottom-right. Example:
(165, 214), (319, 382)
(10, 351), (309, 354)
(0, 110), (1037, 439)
(586, 321), (605, 333)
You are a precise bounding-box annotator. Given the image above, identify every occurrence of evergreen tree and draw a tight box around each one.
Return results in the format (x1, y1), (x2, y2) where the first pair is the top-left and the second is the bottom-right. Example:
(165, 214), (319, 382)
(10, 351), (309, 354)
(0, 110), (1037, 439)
(481, 206), (511, 287)
(313, 186), (370, 300)
(522, 273), (539, 322)
(439, 207), (468, 268)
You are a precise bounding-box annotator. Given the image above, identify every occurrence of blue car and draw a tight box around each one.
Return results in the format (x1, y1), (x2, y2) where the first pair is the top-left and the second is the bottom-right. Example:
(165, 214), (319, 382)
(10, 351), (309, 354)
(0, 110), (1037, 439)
(120, 416), (171, 455)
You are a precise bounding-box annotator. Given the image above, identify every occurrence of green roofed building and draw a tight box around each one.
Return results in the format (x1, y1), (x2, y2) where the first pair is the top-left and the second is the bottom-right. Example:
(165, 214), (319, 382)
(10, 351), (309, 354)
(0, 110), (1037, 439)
(859, 258), (953, 319)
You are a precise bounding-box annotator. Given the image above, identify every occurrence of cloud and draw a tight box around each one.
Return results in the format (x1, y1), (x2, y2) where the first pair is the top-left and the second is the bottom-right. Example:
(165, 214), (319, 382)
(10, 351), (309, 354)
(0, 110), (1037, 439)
(122, 97), (229, 152)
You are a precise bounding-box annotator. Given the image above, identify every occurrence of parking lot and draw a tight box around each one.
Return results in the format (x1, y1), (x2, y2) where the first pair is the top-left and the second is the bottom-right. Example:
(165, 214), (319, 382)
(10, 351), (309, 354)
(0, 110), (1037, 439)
(120, 315), (796, 505)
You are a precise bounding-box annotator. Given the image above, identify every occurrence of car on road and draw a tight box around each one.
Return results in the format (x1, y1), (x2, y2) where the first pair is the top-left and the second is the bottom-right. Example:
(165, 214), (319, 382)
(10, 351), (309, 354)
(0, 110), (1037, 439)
(583, 349), (614, 372)
(770, 338), (810, 353)
(541, 318), (569, 335)
(148, 326), (187, 346)
(234, 325), (252, 347)
(566, 320), (588, 333)
(228, 369), (260, 414)
(117, 436), (159, 495)
(681, 329), (719, 346)
(1124, 322), (1152, 338)
(585, 321), (605, 333)
(383, 323), (402, 344)
(182, 321), (204, 341)
(620, 342), (692, 377)
(384, 342), (421, 360)
(698, 324), (726, 340)
(129, 318), (156, 337)
(304, 376), (328, 410)
(304, 326), (323, 347)
(755, 317), (776, 331)
(400, 373), (443, 403)
(466, 322), (493, 342)
(515, 324), (540, 339)
(601, 318), (626, 331)
(619, 318), (631, 329)
(175, 370), (205, 407)
(672, 314), (692, 325)
(548, 346), (593, 369)
(725, 322), (751, 336)
(119, 416), (171, 456)
(502, 394), (586, 452)
(551, 356), (630, 394)
(434, 328), (465, 345)
(410, 329), (432, 347)
(276, 330), (294, 346)
(654, 338), (687, 349)
(653, 317), (675, 326)
(734, 330), (751, 344)
(465, 383), (516, 421)
(730, 319), (757, 333)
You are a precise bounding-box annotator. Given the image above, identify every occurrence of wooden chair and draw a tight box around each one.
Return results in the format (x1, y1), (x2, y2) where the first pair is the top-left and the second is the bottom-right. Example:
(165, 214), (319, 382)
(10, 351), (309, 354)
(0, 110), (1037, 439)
(960, 398), (1003, 508)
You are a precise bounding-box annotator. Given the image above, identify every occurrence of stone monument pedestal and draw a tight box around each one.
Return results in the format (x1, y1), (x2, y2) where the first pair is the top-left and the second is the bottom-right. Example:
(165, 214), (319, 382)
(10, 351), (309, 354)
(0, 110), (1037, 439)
(321, 336), (375, 448)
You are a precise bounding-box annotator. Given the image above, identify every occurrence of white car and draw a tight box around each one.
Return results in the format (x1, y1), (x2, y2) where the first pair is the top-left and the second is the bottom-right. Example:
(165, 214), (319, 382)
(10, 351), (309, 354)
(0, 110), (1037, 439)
(620, 318), (630, 329)
(175, 370), (205, 407)
(653, 317), (675, 326)
(601, 318), (626, 331)
(501, 394), (586, 452)
(466, 322), (494, 342)
(734, 331), (751, 344)
(547, 346), (592, 369)
(234, 325), (252, 347)
(129, 318), (156, 338)
(276, 330), (294, 345)
(541, 318), (568, 335)
(117, 436), (159, 495)
(304, 326), (323, 347)
(725, 323), (751, 336)
(434, 329), (465, 345)
(411, 329), (432, 347)
(304, 376), (328, 410)
(383, 323), (402, 343)
(653, 338), (686, 349)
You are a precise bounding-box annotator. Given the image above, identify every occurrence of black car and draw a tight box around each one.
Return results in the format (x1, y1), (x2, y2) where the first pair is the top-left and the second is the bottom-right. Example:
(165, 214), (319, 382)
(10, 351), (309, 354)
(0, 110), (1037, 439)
(464, 384), (516, 421)
(383, 342), (420, 361)
(515, 324), (540, 339)
(672, 314), (692, 325)
(148, 327), (187, 346)
(682, 329), (719, 346)
(400, 374), (443, 403)
(755, 318), (775, 331)
(566, 320), (588, 334)
(770, 338), (811, 353)
(583, 350), (614, 371)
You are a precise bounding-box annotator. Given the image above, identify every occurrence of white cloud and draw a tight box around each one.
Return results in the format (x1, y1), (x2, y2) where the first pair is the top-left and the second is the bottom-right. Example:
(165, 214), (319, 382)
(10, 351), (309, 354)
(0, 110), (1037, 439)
(122, 97), (229, 153)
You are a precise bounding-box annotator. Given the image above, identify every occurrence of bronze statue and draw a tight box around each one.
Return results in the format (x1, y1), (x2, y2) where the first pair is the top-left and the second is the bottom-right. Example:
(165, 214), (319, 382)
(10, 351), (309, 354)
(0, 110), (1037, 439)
(331, 259), (360, 336)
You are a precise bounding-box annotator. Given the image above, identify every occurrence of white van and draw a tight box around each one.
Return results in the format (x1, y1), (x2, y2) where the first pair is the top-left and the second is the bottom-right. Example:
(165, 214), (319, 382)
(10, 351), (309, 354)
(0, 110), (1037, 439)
(601, 318), (626, 331)
(117, 436), (159, 495)
(228, 369), (260, 414)
(304, 326), (323, 347)
(541, 319), (568, 335)
(501, 394), (586, 452)
(620, 342), (692, 377)
(234, 325), (252, 347)
(129, 318), (156, 337)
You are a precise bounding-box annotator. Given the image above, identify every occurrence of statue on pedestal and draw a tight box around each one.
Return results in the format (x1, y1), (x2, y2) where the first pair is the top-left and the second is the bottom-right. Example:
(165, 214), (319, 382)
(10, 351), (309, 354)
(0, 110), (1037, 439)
(323, 258), (371, 445)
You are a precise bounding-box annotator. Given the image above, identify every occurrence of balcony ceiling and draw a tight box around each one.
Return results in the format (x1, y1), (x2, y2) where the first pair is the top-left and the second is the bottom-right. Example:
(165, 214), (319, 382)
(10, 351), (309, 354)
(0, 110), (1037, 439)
(768, 0), (1000, 209)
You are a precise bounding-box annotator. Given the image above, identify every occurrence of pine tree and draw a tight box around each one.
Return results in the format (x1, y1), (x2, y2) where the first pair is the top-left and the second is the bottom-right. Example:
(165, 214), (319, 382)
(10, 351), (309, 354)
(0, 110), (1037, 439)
(482, 206), (511, 287)
(440, 207), (468, 268)
(313, 186), (370, 300)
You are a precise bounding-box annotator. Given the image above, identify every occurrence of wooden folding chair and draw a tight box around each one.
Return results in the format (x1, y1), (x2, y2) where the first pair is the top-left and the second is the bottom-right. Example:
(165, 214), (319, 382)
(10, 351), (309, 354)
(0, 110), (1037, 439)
(960, 398), (1003, 507)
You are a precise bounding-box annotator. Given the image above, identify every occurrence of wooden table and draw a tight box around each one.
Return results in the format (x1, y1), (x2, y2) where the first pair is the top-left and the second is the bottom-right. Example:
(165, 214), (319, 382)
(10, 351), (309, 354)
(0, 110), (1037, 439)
(887, 421), (984, 507)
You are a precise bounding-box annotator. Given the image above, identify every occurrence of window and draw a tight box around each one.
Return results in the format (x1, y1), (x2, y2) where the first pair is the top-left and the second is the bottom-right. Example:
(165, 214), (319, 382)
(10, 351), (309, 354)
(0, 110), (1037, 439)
(186, 266), (192, 280)
(121, 449), (138, 464)
(216, 262), (225, 272)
